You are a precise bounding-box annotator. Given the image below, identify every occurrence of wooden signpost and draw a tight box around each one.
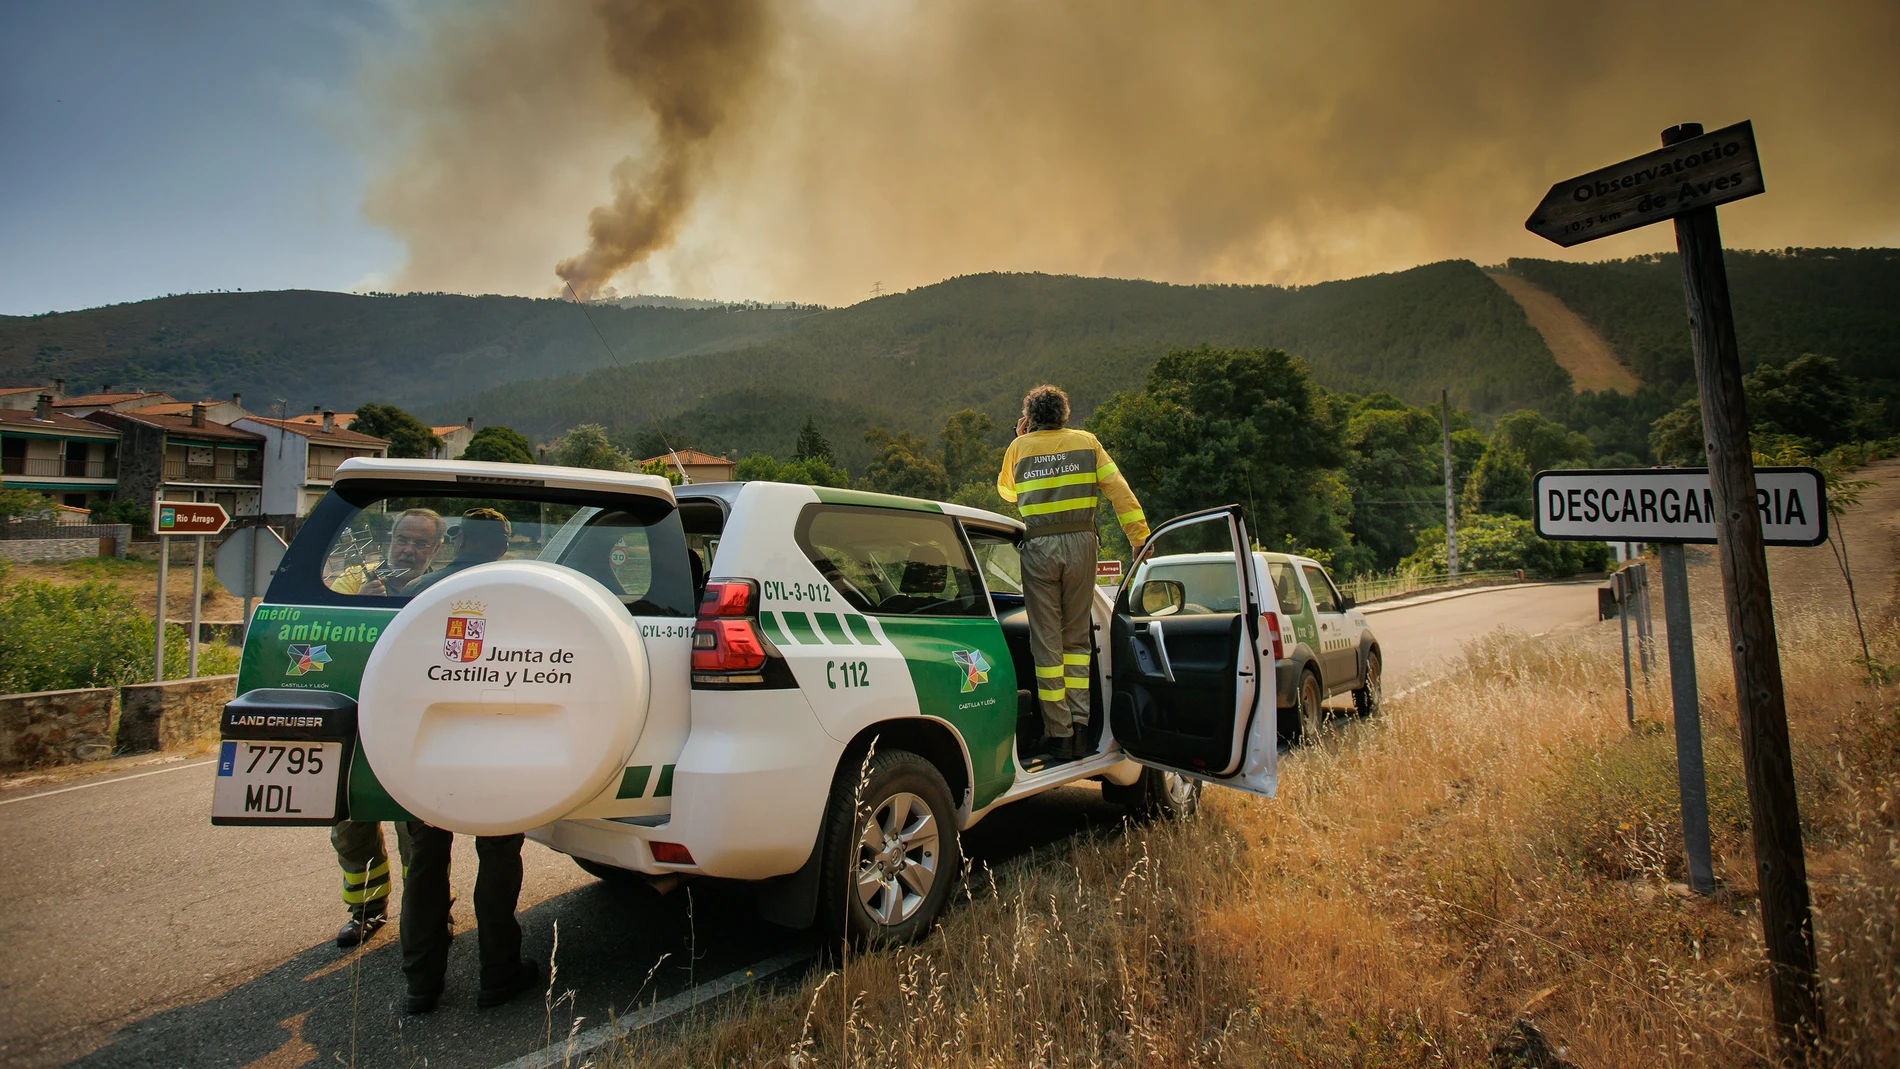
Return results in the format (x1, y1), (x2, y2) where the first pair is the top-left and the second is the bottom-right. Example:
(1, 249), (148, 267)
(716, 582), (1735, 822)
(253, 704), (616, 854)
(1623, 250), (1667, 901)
(1528, 122), (1821, 1055)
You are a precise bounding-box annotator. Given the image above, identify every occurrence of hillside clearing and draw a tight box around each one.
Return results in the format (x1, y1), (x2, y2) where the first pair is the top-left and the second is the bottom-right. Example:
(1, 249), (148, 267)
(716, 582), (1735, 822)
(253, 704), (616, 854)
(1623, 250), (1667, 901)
(1487, 271), (1640, 395)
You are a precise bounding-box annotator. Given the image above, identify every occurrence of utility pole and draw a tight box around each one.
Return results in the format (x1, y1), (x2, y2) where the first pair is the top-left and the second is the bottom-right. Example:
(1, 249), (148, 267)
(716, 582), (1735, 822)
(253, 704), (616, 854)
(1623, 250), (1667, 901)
(1664, 121), (1820, 1054)
(1441, 388), (1458, 577)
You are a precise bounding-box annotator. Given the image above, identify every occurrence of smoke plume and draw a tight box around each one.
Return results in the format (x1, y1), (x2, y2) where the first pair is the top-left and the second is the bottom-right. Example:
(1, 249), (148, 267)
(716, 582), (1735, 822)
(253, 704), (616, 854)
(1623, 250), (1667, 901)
(359, 0), (1900, 304)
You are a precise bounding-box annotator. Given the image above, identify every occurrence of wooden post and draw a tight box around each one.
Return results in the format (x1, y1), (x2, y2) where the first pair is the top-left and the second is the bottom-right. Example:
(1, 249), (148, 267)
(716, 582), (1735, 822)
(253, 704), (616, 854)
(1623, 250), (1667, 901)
(1665, 122), (1821, 1055)
(1441, 389), (1458, 578)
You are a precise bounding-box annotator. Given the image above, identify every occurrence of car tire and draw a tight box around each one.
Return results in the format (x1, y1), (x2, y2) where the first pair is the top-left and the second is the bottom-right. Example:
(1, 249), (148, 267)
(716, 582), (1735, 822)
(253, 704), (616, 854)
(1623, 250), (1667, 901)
(1104, 766), (1201, 821)
(1353, 650), (1382, 718)
(1285, 669), (1324, 744)
(817, 749), (961, 947)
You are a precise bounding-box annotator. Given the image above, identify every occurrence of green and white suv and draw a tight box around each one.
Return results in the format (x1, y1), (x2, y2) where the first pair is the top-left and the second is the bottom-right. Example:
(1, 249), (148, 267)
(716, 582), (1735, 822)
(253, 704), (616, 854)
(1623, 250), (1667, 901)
(212, 458), (1291, 942)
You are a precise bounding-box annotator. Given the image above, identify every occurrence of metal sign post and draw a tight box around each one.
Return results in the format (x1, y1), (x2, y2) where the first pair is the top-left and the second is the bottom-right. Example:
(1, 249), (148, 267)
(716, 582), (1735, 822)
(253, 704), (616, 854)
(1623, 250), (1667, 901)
(1658, 543), (1716, 894)
(1529, 122), (1822, 1054)
(152, 501), (232, 682)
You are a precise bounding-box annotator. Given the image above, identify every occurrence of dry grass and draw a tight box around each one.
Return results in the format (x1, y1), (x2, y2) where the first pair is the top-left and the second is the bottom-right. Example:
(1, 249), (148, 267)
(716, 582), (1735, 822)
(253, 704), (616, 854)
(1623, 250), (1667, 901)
(599, 608), (1898, 1068)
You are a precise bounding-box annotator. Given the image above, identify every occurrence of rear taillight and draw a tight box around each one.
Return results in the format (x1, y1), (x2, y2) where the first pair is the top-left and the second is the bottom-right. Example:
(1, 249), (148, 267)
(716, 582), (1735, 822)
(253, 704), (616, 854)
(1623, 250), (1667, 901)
(693, 579), (775, 683)
(1263, 612), (1285, 661)
(650, 841), (695, 865)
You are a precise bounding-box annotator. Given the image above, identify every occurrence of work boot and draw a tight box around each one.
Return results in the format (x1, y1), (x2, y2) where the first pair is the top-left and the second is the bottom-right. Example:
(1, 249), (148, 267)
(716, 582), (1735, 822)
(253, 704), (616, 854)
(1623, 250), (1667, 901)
(478, 959), (542, 1009)
(335, 905), (387, 948)
(404, 989), (441, 1015)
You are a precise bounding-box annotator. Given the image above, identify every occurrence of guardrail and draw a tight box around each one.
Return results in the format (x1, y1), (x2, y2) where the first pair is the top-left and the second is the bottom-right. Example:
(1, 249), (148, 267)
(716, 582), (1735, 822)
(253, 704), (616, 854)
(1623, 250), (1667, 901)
(1343, 568), (1517, 604)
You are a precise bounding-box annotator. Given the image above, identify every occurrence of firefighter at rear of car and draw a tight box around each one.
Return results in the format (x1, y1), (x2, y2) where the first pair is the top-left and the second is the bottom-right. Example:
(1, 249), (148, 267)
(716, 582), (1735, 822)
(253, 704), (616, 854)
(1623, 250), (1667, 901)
(997, 384), (1148, 762)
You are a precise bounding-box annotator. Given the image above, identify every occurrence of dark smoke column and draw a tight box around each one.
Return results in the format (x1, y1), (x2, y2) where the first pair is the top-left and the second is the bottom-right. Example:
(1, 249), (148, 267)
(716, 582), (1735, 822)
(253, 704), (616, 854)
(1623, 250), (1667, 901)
(556, 0), (773, 299)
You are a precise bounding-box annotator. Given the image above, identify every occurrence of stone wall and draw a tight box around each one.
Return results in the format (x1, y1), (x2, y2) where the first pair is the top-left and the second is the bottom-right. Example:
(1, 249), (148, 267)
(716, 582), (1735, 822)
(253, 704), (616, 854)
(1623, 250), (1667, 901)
(0, 537), (107, 563)
(1, 522), (131, 557)
(116, 674), (237, 754)
(0, 687), (115, 771)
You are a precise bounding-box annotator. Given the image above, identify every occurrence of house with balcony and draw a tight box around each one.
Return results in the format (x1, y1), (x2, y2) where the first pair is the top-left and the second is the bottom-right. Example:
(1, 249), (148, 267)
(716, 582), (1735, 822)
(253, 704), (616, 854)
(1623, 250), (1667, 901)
(233, 411), (388, 519)
(636, 448), (738, 484)
(89, 403), (266, 518)
(0, 395), (122, 508)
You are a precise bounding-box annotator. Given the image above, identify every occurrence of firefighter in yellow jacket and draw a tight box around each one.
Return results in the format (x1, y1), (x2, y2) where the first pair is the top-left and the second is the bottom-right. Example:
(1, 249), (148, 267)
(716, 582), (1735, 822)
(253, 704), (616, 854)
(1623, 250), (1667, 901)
(997, 385), (1149, 761)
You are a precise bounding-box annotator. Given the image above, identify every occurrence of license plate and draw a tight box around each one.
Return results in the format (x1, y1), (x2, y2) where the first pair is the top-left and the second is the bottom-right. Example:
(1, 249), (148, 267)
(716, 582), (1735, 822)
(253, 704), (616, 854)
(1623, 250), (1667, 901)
(211, 740), (342, 822)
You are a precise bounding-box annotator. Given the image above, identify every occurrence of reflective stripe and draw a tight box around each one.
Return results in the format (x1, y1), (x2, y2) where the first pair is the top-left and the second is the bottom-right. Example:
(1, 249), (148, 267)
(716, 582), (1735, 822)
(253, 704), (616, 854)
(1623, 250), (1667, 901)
(1014, 471), (1099, 493)
(1018, 496), (1097, 517)
(1062, 652), (1090, 665)
(1034, 664), (1064, 678)
(1097, 461), (1119, 478)
(341, 882), (390, 905)
(1117, 507), (1146, 526)
(341, 858), (390, 886)
(1037, 686), (1067, 702)
(1065, 677), (1090, 689)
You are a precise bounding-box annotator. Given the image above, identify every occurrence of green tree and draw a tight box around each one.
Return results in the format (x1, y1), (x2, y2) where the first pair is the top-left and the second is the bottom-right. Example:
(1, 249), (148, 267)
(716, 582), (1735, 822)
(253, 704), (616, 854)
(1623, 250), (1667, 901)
(1339, 396), (1441, 568)
(88, 496), (151, 529)
(1089, 346), (1350, 563)
(638, 458), (684, 484)
(939, 409), (1001, 491)
(460, 425), (535, 465)
(350, 403), (442, 458)
(1403, 514), (1609, 578)
(861, 428), (950, 499)
(1488, 409), (1594, 475)
(793, 418), (834, 464)
(1461, 445), (1534, 518)
(736, 453), (850, 487)
(549, 423), (634, 471)
(1650, 352), (1879, 464)
(0, 487), (57, 520)
(625, 428), (693, 464)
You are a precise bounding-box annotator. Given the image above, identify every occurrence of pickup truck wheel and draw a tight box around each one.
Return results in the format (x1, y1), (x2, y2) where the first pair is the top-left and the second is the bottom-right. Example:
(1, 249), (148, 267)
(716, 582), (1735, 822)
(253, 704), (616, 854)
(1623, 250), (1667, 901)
(1105, 767), (1202, 821)
(1353, 650), (1382, 717)
(818, 749), (961, 947)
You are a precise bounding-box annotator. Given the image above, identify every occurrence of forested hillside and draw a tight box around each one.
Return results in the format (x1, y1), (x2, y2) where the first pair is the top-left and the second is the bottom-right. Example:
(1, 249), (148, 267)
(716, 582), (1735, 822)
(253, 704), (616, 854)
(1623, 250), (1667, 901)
(1509, 248), (1900, 423)
(449, 262), (1565, 469)
(0, 291), (805, 411)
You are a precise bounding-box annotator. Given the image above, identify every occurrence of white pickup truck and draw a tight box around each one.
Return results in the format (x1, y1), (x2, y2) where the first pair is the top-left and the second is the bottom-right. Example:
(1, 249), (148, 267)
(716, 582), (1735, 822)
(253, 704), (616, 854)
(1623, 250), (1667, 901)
(212, 458), (1285, 943)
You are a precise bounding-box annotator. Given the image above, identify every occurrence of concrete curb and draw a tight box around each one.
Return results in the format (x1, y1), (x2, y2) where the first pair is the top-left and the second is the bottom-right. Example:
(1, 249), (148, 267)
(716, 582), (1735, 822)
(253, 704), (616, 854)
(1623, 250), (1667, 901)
(1359, 579), (1596, 615)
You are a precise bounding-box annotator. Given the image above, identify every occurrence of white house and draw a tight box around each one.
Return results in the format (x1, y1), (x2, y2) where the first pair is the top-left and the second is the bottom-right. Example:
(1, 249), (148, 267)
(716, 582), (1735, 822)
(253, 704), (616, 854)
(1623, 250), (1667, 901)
(233, 412), (389, 519)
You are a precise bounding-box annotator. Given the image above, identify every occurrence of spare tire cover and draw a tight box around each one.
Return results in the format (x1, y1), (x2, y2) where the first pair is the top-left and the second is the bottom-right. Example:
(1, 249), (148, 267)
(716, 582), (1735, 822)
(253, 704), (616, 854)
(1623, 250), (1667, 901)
(359, 560), (649, 836)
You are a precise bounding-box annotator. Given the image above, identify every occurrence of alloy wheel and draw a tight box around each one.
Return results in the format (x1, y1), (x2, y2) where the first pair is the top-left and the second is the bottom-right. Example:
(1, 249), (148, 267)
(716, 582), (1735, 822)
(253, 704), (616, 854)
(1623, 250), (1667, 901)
(854, 791), (940, 926)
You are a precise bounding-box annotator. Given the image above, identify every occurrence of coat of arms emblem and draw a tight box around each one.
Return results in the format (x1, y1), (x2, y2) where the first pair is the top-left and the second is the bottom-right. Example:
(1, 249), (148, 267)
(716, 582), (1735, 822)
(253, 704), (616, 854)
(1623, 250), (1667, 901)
(444, 600), (487, 663)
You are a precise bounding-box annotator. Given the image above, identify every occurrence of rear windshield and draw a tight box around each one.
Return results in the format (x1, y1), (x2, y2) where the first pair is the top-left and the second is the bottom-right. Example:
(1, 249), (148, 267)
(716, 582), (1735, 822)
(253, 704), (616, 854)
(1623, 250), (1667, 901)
(270, 482), (695, 617)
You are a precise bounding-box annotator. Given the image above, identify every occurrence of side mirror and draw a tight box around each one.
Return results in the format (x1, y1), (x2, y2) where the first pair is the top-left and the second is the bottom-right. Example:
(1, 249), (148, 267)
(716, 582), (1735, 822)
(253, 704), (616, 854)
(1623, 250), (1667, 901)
(1339, 593), (1356, 610)
(1137, 579), (1185, 617)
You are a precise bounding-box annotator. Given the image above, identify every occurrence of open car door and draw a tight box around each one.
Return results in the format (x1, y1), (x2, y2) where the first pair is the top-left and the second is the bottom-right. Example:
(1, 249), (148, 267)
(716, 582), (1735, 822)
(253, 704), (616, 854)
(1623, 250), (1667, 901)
(1108, 506), (1276, 797)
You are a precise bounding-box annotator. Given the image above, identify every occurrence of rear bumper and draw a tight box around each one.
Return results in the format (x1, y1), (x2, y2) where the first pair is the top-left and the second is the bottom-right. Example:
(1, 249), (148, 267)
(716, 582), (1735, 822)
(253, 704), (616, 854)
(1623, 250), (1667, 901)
(531, 688), (838, 880)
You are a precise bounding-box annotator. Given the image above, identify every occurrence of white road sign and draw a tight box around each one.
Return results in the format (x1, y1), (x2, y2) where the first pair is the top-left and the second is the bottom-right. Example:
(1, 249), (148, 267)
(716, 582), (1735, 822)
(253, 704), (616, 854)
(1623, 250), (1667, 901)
(1535, 467), (1826, 547)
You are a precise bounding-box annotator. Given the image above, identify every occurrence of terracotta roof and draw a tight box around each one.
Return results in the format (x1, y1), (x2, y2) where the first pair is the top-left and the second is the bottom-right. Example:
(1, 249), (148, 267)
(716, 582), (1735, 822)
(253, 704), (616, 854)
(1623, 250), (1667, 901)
(241, 415), (389, 446)
(287, 412), (357, 429)
(126, 400), (233, 416)
(87, 409), (265, 442)
(0, 385), (53, 397)
(52, 391), (171, 408)
(0, 408), (121, 436)
(431, 425), (468, 436)
(639, 449), (734, 466)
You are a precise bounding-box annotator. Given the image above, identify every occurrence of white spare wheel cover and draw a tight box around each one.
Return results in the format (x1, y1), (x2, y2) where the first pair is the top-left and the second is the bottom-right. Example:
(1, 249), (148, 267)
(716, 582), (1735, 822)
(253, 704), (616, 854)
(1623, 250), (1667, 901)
(359, 560), (649, 836)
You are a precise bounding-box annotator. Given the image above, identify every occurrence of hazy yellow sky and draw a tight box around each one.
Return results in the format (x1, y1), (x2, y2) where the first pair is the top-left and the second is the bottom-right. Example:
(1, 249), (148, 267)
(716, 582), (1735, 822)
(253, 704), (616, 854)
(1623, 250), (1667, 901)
(357, 0), (1900, 305)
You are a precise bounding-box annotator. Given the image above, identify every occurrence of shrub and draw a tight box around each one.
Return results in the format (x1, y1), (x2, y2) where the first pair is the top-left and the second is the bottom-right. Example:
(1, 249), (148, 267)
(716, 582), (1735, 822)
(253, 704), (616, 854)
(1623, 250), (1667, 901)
(0, 572), (237, 692)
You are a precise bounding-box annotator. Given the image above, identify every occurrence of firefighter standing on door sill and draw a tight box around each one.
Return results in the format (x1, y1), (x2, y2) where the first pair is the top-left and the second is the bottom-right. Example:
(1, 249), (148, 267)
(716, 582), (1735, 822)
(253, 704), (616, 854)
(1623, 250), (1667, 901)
(997, 384), (1148, 762)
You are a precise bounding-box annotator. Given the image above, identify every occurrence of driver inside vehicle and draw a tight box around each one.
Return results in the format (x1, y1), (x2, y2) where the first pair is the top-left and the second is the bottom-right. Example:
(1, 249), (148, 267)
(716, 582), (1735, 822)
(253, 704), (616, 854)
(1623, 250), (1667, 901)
(331, 508), (447, 597)
(409, 508), (513, 594)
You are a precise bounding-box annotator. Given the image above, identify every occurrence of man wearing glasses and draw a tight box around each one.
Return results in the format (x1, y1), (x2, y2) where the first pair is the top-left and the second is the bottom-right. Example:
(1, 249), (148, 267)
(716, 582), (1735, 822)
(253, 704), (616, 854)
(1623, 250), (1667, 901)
(327, 508), (445, 946)
(332, 508), (448, 598)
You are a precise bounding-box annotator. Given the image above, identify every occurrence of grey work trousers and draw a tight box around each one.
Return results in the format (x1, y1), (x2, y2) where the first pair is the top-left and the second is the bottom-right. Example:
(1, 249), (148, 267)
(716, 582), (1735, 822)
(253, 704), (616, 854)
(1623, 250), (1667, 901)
(401, 823), (525, 998)
(1020, 530), (1098, 738)
(330, 819), (414, 918)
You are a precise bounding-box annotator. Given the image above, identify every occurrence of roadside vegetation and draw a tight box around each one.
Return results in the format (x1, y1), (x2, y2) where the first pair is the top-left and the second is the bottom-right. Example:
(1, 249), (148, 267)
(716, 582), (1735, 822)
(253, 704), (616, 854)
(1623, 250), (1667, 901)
(598, 603), (1896, 1067)
(0, 560), (239, 692)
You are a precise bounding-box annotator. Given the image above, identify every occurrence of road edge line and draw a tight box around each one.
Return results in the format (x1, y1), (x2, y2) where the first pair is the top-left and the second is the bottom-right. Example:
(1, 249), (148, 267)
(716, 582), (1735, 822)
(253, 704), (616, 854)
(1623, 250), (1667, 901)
(0, 757), (216, 806)
(495, 948), (813, 1069)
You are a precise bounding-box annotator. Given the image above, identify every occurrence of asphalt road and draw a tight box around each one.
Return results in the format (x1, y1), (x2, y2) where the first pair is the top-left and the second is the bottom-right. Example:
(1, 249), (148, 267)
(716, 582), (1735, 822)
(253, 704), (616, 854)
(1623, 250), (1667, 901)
(0, 580), (1606, 1069)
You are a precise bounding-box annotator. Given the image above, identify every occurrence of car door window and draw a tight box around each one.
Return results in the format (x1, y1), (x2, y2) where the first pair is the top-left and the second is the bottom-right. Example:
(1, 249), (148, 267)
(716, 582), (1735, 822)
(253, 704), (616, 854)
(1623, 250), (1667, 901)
(1301, 564), (1341, 614)
(1266, 561), (1304, 614)
(796, 506), (987, 617)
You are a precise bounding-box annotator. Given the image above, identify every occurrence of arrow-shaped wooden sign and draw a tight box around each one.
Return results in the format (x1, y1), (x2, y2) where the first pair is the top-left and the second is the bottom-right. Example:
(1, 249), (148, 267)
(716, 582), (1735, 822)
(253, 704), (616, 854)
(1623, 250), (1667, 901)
(1525, 120), (1763, 247)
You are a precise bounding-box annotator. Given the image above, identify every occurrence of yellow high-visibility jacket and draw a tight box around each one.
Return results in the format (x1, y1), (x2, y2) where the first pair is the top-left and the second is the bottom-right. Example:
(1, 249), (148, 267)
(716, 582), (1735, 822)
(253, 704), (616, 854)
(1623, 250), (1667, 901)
(996, 427), (1149, 548)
